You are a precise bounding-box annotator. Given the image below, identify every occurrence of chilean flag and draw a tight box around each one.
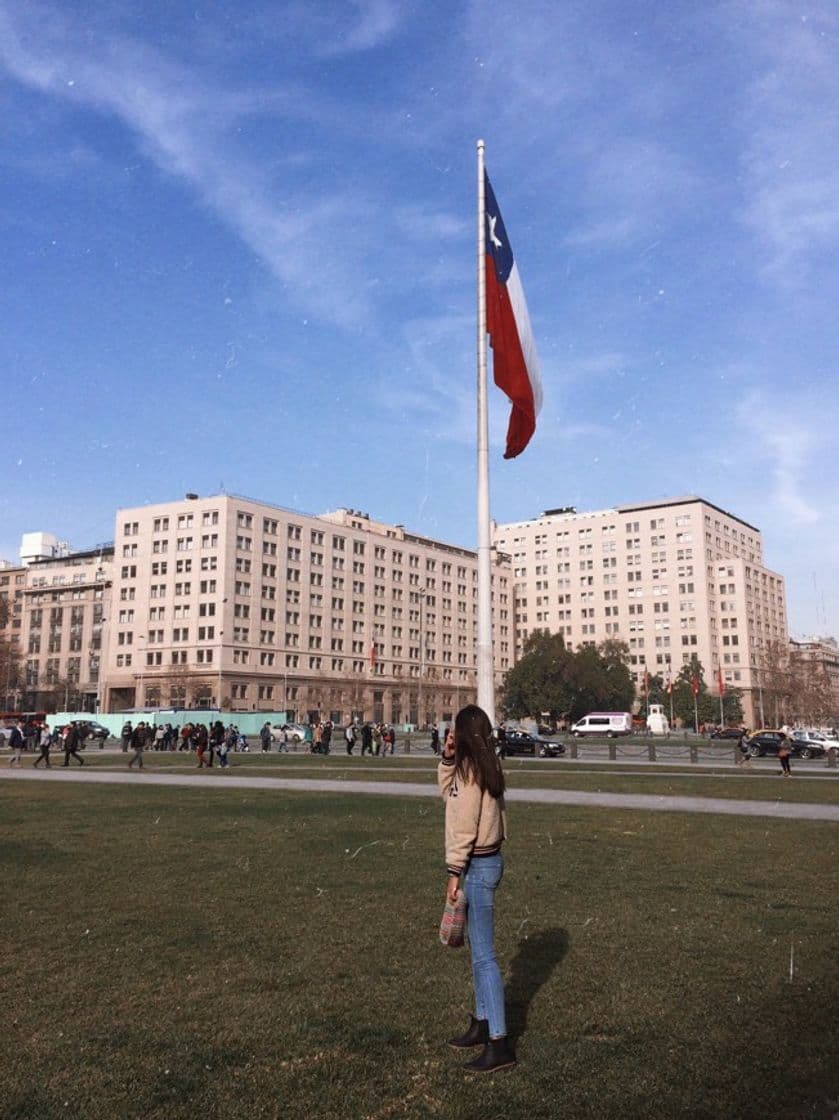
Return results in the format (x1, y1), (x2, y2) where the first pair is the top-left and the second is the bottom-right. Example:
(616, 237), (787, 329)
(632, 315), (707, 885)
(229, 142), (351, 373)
(484, 172), (543, 459)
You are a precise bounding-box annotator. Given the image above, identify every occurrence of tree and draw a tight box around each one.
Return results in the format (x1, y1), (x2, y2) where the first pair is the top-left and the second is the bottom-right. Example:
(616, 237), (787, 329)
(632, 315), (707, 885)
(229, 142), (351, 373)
(670, 656), (743, 729)
(0, 635), (23, 709)
(501, 632), (634, 723)
(501, 631), (575, 723)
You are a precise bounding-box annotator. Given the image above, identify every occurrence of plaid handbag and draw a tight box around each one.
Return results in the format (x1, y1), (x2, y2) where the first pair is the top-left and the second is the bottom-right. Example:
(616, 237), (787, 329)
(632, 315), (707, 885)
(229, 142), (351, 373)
(439, 889), (467, 948)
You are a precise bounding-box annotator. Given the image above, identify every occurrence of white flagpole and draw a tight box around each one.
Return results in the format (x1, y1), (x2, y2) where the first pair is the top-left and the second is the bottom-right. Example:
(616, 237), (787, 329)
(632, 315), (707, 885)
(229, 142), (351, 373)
(476, 139), (495, 724)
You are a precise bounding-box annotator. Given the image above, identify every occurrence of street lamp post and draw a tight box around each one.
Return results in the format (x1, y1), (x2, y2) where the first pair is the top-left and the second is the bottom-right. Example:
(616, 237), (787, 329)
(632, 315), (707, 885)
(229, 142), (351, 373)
(753, 657), (765, 728)
(418, 589), (427, 730)
(135, 635), (146, 711)
(93, 566), (108, 715)
(666, 653), (674, 729)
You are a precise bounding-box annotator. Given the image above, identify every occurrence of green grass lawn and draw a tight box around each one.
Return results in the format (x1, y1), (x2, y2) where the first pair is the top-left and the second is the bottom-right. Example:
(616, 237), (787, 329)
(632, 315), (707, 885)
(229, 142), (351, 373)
(1, 781), (837, 1120)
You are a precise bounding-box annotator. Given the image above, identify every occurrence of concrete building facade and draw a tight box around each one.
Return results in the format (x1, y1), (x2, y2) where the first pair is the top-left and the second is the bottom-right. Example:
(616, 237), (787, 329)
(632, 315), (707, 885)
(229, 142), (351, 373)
(102, 493), (513, 725)
(493, 496), (788, 728)
(1, 548), (113, 713)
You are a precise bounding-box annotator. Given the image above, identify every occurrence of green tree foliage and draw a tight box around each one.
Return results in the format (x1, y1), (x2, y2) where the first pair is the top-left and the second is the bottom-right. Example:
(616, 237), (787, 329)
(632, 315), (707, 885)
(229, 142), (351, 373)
(671, 655), (743, 729)
(501, 633), (634, 723)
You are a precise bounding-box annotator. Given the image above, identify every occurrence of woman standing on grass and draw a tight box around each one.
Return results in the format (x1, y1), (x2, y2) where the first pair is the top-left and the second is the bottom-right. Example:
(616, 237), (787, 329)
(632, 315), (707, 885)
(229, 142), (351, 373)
(438, 704), (515, 1074)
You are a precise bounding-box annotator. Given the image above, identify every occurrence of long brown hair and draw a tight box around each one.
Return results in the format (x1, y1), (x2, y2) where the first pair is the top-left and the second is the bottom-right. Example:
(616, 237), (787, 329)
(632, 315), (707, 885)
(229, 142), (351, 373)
(453, 704), (505, 798)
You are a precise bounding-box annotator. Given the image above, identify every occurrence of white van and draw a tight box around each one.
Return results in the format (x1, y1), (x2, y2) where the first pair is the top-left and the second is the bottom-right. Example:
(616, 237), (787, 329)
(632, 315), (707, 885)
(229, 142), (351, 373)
(570, 712), (633, 738)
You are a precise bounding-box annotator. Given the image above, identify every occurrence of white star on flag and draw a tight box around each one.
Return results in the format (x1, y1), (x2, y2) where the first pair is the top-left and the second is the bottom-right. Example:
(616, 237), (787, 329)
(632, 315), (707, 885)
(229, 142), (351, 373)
(488, 213), (502, 249)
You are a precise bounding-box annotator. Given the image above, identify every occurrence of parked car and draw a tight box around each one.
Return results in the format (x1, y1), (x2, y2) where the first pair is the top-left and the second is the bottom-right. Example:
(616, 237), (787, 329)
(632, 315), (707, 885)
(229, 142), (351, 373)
(744, 730), (791, 758)
(76, 720), (110, 745)
(0, 725), (15, 745)
(270, 723), (308, 743)
(790, 730), (829, 759)
(710, 727), (746, 741)
(499, 729), (560, 757)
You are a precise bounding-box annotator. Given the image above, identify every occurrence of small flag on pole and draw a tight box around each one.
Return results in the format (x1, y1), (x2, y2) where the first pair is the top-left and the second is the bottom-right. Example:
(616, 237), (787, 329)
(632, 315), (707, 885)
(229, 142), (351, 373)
(691, 673), (700, 697)
(717, 668), (725, 697)
(484, 172), (542, 459)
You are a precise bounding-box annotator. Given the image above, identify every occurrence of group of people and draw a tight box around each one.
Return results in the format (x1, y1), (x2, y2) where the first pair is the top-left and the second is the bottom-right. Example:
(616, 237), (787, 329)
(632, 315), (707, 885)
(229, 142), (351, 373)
(119, 719), (251, 770)
(343, 721), (397, 756)
(6, 719), (87, 768)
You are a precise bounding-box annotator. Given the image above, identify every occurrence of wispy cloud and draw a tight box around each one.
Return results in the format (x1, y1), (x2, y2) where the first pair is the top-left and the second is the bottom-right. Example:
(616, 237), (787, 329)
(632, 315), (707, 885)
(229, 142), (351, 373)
(736, 390), (830, 525)
(0, 4), (408, 329)
(329, 0), (402, 54)
(730, 2), (839, 284)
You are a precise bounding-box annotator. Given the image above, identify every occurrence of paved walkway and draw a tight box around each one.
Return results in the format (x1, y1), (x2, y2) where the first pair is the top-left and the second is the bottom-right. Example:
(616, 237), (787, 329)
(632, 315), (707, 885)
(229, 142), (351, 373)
(2, 766), (838, 822)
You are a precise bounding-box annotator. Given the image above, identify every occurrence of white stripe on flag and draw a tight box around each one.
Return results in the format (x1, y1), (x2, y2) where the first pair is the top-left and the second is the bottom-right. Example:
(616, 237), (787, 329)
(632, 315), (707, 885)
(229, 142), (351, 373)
(506, 262), (543, 414)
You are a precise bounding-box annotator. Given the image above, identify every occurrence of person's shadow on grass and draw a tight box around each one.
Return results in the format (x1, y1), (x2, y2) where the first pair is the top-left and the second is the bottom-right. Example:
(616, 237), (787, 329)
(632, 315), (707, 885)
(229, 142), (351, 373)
(505, 927), (570, 1044)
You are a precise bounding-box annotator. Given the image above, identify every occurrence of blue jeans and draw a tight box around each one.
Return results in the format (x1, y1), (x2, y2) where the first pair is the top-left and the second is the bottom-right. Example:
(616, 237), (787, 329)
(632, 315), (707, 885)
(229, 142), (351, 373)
(463, 853), (506, 1039)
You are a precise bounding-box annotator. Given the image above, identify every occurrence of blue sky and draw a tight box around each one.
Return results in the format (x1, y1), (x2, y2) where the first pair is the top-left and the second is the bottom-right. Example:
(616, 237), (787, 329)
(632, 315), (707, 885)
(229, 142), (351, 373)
(1, 0), (837, 638)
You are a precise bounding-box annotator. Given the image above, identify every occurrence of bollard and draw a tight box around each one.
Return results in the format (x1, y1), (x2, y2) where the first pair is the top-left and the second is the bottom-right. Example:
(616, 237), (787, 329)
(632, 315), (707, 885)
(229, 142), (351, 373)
(570, 739), (578, 759)
(690, 744), (698, 764)
(648, 742), (656, 762)
(609, 743), (617, 761)
(828, 747), (837, 769)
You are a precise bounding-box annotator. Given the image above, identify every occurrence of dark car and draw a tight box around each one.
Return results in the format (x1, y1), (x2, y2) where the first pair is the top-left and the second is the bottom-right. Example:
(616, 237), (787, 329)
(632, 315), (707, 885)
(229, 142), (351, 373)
(745, 730), (789, 758)
(76, 720), (110, 746)
(710, 727), (746, 740)
(499, 729), (564, 758)
(789, 731), (828, 760)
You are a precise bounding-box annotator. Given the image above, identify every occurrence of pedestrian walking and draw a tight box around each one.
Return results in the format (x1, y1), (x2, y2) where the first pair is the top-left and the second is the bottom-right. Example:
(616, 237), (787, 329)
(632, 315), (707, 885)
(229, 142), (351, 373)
(303, 724), (314, 753)
(23, 719), (38, 754)
(8, 721), (24, 766)
(344, 723), (356, 755)
(360, 722), (373, 757)
(63, 722), (85, 767)
(736, 729), (752, 768)
(277, 726), (289, 753)
(121, 720), (133, 753)
(33, 723), (53, 768)
(260, 721), (272, 753)
(225, 725), (238, 755)
(778, 734), (793, 778)
(429, 727), (440, 755)
(321, 721), (332, 754)
(128, 722), (147, 770)
(195, 724), (209, 768)
(439, 704), (515, 1074)
(210, 721), (225, 767)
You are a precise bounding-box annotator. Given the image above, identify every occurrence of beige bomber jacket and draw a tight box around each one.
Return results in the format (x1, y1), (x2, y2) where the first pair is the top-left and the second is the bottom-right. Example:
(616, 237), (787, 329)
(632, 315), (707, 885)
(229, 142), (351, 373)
(438, 756), (507, 876)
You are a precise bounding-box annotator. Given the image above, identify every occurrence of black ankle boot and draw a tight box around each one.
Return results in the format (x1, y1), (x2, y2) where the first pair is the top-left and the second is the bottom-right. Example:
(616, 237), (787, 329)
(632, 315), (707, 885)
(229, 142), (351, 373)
(463, 1036), (517, 1073)
(448, 1015), (489, 1050)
